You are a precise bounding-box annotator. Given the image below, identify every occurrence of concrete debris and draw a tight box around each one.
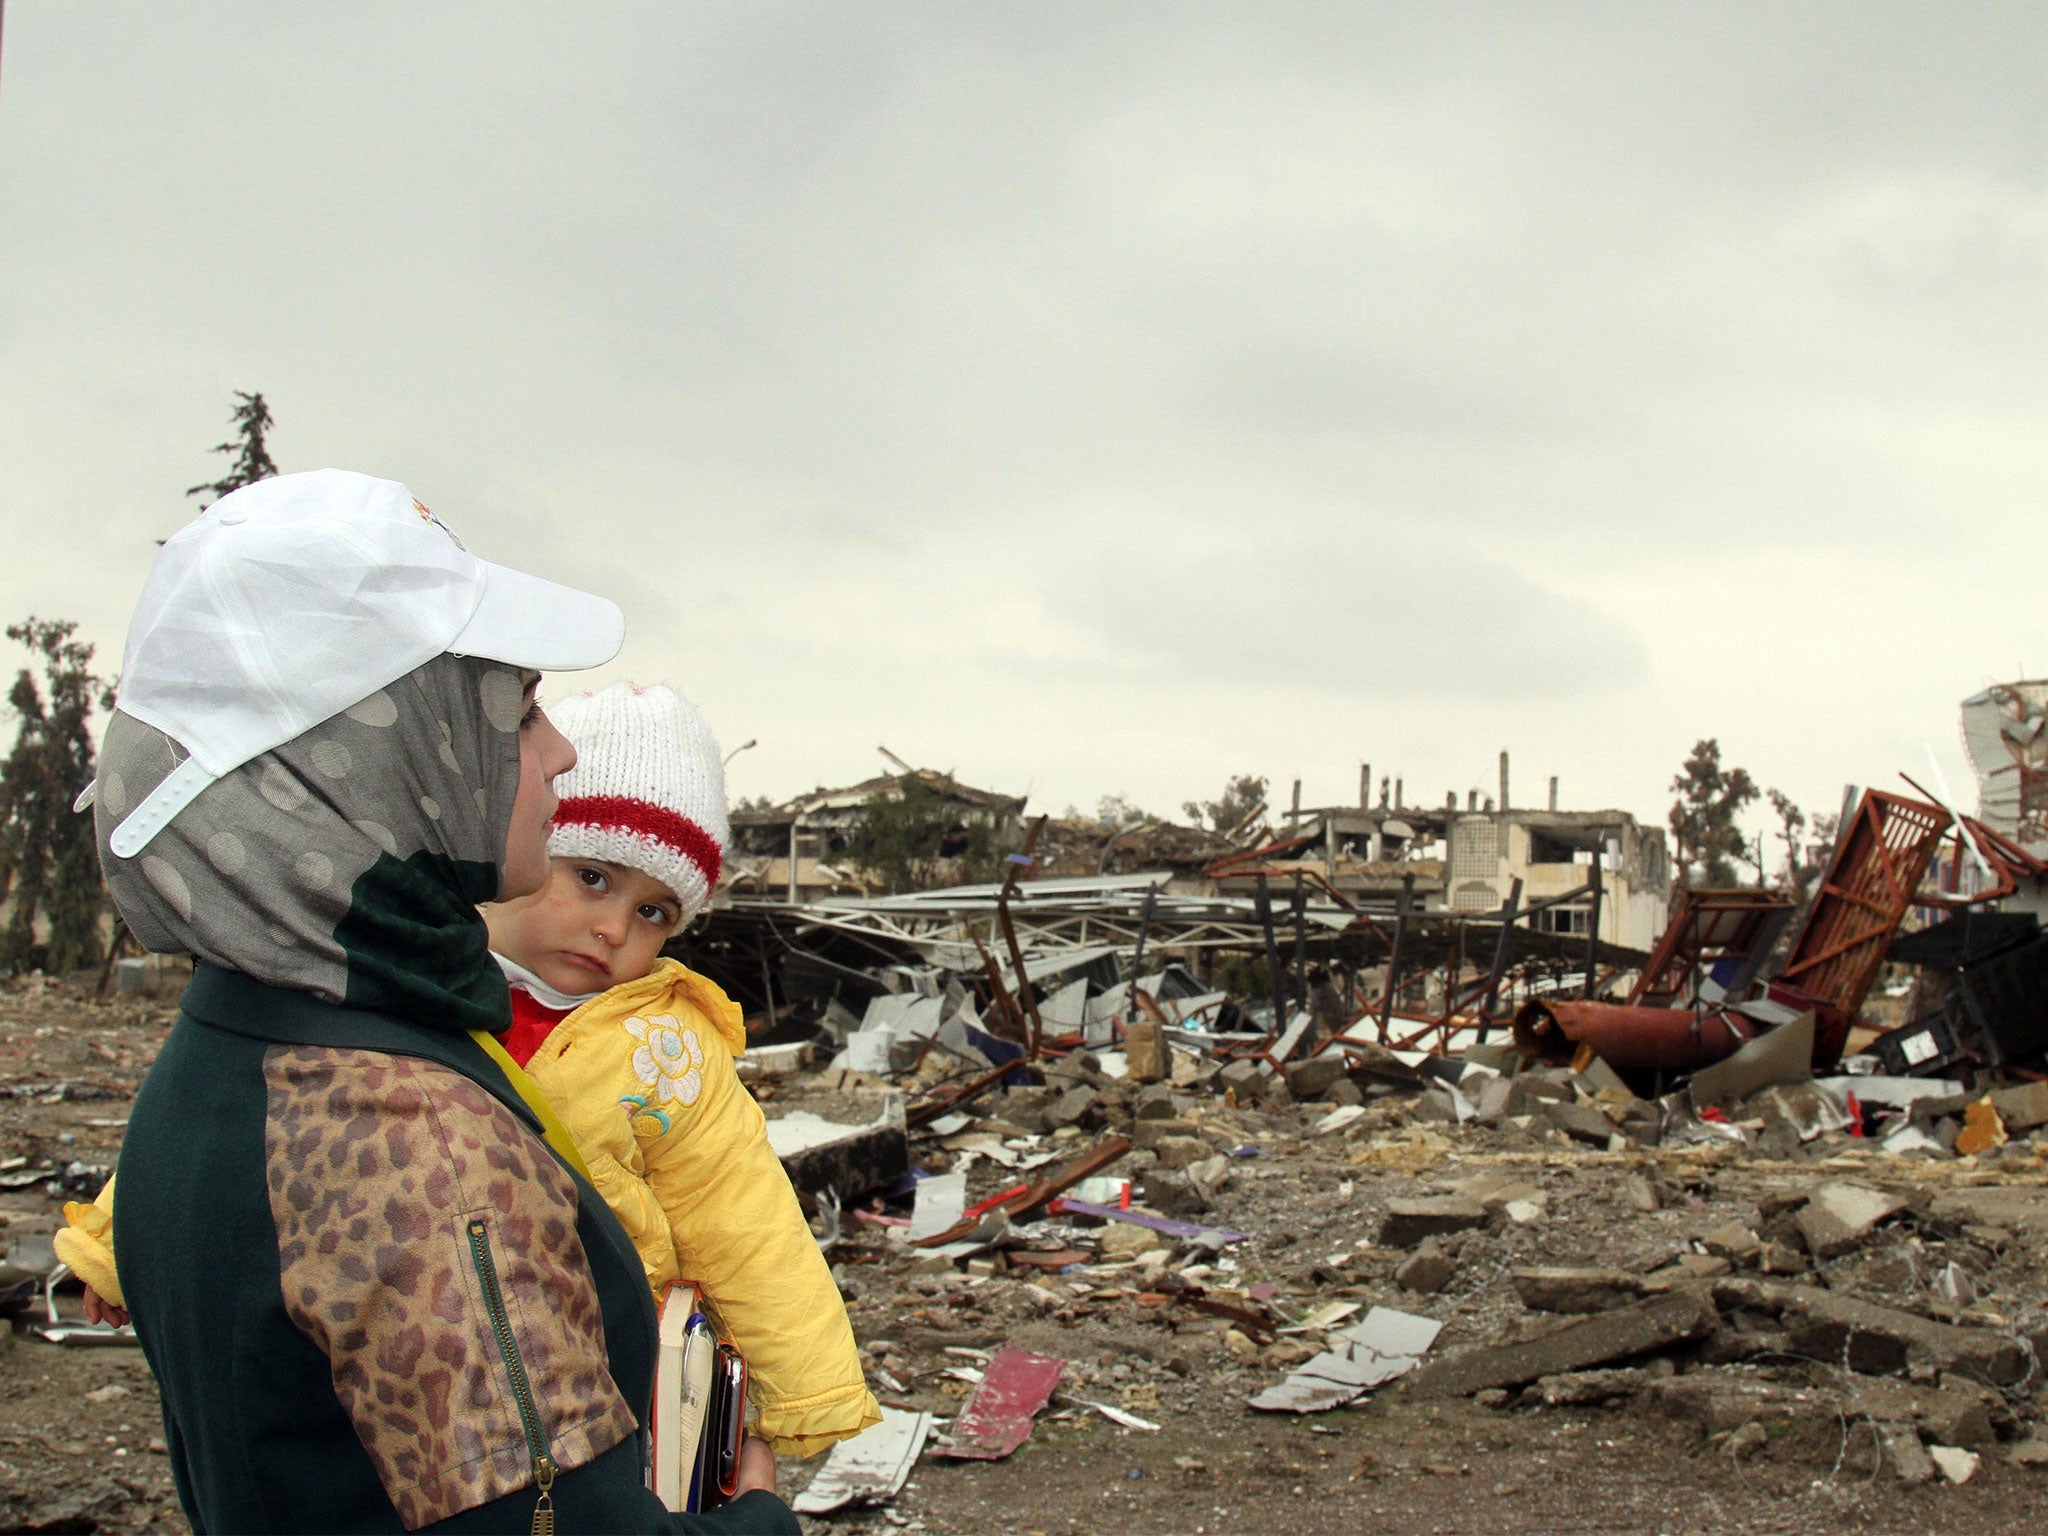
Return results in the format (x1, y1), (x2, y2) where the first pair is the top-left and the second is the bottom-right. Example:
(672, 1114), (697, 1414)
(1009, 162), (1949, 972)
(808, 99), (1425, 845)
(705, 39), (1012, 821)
(1775, 1289), (2030, 1387)
(1510, 1267), (1645, 1315)
(1392, 1240), (1456, 1295)
(1793, 1181), (1909, 1259)
(767, 1100), (910, 1208)
(1378, 1196), (1488, 1250)
(1404, 1289), (1721, 1400)
(1525, 1367), (1646, 1407)
(1878, 1422), (1938, 1486)
(29, 797), (2048, 1533)
(1929, 1444), (1982, 1484)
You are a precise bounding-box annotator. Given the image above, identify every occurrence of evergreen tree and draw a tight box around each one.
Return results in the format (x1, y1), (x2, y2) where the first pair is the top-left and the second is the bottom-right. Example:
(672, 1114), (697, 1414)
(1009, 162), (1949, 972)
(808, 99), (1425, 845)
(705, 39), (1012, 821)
(186, 391), (279, 507)
(1668, 739), (1758, 889)
(0, 620), (114, 972)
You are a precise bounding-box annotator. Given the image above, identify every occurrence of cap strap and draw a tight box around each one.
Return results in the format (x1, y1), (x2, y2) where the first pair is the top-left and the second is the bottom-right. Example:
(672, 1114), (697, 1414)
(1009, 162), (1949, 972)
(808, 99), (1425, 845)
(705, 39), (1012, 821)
(108, 757), (217, 860)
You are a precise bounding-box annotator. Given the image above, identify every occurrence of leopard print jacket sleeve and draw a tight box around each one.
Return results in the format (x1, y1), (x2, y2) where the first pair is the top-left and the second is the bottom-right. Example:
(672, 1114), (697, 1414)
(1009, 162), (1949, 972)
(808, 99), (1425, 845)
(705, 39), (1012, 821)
(264, 1044), (639, 1529)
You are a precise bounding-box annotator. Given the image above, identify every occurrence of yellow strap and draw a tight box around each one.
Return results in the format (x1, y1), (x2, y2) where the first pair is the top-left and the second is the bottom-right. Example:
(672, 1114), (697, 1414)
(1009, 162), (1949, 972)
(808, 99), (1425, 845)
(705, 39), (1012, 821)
(468, 1030), (595, 1186)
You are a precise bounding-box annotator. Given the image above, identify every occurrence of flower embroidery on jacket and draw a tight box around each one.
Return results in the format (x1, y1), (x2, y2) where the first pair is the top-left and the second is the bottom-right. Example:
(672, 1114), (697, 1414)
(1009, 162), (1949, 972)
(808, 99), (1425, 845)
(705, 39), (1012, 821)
(624, 1014), (704, 1107)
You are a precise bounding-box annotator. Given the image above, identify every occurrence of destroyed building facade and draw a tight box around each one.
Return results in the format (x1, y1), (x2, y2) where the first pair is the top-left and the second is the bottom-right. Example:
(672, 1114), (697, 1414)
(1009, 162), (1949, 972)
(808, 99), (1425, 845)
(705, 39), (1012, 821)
(725, 763), (1028, 902)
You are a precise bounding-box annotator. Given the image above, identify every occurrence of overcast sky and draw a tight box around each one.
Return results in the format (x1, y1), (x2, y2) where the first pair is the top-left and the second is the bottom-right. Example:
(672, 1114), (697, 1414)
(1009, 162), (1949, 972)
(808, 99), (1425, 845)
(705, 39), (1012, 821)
(1, 4), (2042, 853)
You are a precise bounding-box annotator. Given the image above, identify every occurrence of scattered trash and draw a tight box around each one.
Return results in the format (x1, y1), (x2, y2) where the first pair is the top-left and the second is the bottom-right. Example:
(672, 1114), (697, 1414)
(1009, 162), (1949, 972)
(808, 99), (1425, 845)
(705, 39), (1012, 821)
(930, 1345), (1067, 1460)
(791, 1407), (934, 1514)
(1248, 1307), (1441, 1413)
(1057, 1392), (1161, 1432)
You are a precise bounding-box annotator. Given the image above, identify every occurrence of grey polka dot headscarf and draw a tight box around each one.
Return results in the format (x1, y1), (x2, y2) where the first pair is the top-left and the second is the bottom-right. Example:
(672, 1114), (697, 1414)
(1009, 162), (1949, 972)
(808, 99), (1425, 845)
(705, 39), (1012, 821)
(96, 654), (527, 1032)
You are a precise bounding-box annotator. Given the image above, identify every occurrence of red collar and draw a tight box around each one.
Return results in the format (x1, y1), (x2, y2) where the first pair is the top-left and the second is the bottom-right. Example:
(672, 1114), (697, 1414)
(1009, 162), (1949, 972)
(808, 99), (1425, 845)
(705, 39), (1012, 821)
(500, 986), (575, 1067)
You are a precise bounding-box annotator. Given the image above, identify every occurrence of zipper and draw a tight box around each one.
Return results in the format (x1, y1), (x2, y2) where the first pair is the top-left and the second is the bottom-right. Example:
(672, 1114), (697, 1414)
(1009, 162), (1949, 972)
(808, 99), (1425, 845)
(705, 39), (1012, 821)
(467, 1218), (560, 1536)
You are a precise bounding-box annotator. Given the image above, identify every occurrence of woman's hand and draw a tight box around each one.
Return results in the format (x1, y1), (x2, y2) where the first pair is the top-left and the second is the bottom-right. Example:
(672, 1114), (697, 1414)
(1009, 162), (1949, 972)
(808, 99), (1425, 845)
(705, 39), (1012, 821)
(733, 1436), (776, 1498)
(82, 1285), (129, 1328)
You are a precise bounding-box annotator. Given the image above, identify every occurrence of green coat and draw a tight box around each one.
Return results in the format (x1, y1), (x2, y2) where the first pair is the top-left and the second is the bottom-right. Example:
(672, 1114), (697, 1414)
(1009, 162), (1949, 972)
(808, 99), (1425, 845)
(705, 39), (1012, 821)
(117, 963), (796, 1535)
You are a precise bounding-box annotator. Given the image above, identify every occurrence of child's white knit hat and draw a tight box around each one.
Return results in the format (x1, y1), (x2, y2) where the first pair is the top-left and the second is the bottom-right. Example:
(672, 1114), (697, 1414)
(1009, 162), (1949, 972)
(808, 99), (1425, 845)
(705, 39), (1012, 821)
(544, 683), (728, 920)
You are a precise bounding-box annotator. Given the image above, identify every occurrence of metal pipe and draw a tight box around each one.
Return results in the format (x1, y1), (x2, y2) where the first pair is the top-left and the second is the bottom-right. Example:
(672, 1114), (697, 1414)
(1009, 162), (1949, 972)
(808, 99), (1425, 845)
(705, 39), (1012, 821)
(1378, 872), (1414, 1042)
(1474, 876), (1523, 1039)
(1513, 999), (1755, 1072)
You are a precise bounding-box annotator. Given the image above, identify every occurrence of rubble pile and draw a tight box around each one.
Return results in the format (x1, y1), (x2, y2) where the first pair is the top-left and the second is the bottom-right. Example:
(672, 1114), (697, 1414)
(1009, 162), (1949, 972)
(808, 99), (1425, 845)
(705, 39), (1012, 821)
(743, 1015), (2048, 1506)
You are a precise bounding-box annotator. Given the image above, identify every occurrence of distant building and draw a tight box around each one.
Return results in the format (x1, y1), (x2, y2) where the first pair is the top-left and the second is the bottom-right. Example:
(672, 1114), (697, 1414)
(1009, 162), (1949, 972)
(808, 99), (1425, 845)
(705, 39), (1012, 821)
(1213, 760), (1671, 951)
(1961, 679), (2048, 851)
(725, 766), (1027, 902)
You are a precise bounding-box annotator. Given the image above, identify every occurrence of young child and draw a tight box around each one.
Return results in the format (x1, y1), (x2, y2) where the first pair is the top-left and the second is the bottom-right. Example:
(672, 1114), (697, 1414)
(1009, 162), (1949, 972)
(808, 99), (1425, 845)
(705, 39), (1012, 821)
(481, 681), (878, 1457)
(62, 682), (878, 1459)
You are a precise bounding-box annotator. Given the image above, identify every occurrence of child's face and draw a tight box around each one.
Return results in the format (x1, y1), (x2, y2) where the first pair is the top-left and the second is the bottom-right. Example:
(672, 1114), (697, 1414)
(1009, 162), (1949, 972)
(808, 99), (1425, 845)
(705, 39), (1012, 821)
(485, 856), (685, 995)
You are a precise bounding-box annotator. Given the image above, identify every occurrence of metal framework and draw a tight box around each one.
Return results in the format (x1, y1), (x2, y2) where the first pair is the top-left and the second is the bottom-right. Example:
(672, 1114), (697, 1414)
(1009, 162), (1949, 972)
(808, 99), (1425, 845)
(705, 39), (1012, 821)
(1775, 789), (1949, 1064)
(1624, 888), (1796, 1008)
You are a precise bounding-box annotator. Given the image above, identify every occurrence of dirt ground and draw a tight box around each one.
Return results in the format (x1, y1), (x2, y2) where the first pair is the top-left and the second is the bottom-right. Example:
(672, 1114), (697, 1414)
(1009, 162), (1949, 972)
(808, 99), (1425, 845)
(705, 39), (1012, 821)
(5, 974), (2048, 1535)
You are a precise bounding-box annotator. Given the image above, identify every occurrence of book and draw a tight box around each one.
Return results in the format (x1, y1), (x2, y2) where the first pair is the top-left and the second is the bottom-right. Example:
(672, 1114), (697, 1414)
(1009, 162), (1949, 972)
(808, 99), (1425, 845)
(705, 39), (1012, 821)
(649, 1283), (716, 1511)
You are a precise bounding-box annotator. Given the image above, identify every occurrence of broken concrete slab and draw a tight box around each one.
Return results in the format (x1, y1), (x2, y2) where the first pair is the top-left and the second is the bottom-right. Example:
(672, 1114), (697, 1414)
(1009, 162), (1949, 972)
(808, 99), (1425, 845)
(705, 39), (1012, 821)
(1929, 1445), (1981, 1484)
(1041, 1084), (1099, 1130)
(1470, 1076), (1517, 1125)
(1525, 1367), (1645, 1407)
(1460, 1040), (1520, 1077)
(1133, 1116), (1202, 1150)
(1643, 1375), (1818, 1437)
(1570, 1054), (1632, 1099)
(1510, 1267), (1645, 1315)
(1699, 1222), (1763, 1264)
(1284, 1055), (1349, 1101)
(1794, 1181), (1908, 1258)
(1404, 1287), (1720, 1400)
(1379, 1196), (1489, 1249)
(1151, 1135), (1217, 1170)
(1546, 1099), (1620, 1148)
(1878, 1422), (1937, 1486)
(1927, 1185), (2048, 1233)
(1779, 1290), (2030, 1386)
(1838, 1377), (1998, 1448)
(1217, 1059), (1267, 1100)
(1394, 1241), (1456, 1295)
(766, 1101), (910, 1206)
(1131, 1086), (1178, 1121)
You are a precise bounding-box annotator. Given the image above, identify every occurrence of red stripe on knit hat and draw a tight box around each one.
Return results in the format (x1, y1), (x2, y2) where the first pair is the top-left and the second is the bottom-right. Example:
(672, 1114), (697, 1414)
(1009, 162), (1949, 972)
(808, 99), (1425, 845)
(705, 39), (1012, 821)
(551, 795), (724, 889)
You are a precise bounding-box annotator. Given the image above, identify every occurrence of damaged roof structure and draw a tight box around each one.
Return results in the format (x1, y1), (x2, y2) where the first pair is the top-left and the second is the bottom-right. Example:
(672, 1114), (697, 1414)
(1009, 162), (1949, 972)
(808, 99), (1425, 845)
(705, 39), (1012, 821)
(680, 706), (2048, 1172)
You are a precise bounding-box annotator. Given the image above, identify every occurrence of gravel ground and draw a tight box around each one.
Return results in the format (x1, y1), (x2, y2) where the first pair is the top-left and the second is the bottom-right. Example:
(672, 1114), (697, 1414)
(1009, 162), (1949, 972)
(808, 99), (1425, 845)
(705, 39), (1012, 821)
(6, 974), (2048, 1534)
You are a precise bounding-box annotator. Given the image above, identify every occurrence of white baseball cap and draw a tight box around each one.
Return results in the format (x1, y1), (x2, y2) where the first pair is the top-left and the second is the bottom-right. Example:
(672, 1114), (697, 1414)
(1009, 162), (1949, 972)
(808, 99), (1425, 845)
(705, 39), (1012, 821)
(95, 468), (625, 859)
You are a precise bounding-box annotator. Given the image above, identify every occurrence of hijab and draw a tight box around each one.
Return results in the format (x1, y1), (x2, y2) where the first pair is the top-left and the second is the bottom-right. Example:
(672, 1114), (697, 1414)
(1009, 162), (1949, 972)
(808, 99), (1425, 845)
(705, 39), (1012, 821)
(95, 654), (526, 1032)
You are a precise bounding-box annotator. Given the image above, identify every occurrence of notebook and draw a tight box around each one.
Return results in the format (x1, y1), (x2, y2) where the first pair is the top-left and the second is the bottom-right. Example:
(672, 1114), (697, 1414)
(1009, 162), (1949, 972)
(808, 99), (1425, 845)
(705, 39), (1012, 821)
(649, 1282), (716, 1511)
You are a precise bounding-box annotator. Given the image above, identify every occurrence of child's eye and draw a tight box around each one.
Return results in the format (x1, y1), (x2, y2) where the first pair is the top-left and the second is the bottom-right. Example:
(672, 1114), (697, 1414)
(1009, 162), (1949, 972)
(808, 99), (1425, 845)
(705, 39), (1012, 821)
(576, 867), (608, 891)
(639, 904), (676, 926)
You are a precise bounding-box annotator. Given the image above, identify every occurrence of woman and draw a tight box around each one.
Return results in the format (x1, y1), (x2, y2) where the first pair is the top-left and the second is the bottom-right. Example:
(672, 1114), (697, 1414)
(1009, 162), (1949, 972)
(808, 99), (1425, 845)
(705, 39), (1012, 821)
(92, 469), (794, 1534)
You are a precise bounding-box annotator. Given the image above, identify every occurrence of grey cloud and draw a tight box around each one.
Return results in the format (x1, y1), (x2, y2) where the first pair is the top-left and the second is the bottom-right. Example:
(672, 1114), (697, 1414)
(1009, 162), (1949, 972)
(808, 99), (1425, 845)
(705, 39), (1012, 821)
(1050, 526), (1648, 704)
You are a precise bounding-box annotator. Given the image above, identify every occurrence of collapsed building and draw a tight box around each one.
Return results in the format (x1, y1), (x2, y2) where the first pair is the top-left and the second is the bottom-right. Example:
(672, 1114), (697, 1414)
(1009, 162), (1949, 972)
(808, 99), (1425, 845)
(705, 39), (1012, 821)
(677, 712), (2048, 1162)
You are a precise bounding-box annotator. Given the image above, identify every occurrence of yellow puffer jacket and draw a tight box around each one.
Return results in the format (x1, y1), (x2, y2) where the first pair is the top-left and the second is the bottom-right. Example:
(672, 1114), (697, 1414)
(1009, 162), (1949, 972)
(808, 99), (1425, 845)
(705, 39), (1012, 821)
(522, 959), (878, 1457)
